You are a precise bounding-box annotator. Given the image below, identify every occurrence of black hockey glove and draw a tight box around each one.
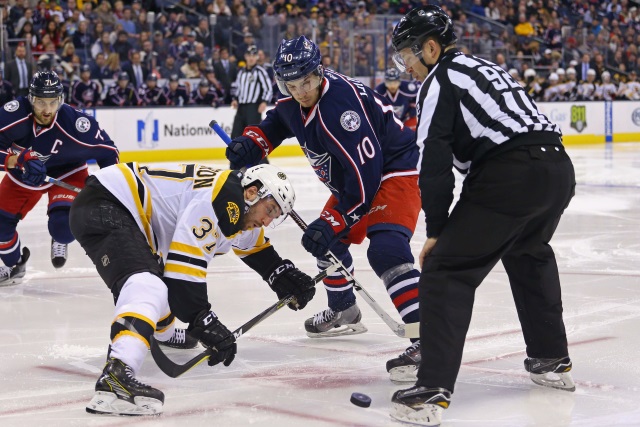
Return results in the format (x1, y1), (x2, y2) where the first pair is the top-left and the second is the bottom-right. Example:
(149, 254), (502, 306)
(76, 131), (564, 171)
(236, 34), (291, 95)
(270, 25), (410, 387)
(15, 149), (47, 187)
(267, 259), (316, 310)
(189, 310), (237, 367)
(226, 135), (264, 169)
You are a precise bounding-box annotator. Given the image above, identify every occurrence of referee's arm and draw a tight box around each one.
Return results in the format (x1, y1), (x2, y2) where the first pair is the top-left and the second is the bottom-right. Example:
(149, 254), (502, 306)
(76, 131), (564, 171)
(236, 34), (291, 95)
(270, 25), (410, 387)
(417, 73), (456, 238)
(257, 67), (273, 111)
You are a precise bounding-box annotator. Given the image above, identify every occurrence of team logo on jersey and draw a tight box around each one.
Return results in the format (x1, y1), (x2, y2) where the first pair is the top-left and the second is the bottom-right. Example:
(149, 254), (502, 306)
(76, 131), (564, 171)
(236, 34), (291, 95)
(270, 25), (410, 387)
(302, 144), (337, 193)
(632, 108), (640, 127)
(227, 202), (240, 224)
(570, 105), (587, 133)
(408, 83), (416, 91)
(76, 117), (91, 132)
(340, 110), (361, 131)
(4, 100), (19, 112)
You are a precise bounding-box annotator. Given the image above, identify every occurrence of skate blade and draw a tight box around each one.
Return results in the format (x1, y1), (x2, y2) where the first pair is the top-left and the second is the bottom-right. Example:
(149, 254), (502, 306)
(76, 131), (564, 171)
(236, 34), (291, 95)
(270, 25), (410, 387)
(390, 402), (443, 426)
(389, 365), (418, 384)
(306, 322), (368, 338)
(530, 372), (576, 392)
(86, 391), (163, 416)
(0, 277), (23, 287)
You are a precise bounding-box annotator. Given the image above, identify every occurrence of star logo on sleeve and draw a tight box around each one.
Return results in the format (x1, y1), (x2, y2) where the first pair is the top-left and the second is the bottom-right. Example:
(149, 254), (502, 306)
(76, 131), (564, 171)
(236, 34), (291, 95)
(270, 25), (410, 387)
(350, 213), (360, 222)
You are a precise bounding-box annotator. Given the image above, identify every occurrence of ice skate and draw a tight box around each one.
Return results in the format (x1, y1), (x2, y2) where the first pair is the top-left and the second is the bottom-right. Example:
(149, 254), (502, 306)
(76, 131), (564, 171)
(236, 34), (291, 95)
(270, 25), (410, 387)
(387, 340), (420, 383)
(156, 328), (199, 350)
(391, 386), (451, 426)
(0, 247), (30, 287)
(525, 356), (575, 392)
(86, 357), (164, 416)
(304, 304), (367, 338)
(51, 239), (68, 268)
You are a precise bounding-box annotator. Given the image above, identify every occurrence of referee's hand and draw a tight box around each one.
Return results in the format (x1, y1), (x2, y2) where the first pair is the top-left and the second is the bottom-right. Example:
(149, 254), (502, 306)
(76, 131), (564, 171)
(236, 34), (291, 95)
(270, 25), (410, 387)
(419, 237), (438, 269)
(231, 100), (238, 109)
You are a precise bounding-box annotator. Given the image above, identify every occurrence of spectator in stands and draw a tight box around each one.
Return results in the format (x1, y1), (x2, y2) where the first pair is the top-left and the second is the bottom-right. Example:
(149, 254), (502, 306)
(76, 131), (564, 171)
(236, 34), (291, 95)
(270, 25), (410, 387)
(515, 13), (535, 37)
(73, 20), (94, 61)
(17, 20), (38, 49)
(470, 0), (485, 16)
(577, 53), (592, 82)
(158, 55), (182, 79)
(213, 46), (237, 105)
(495, 53), (509, 71)
(212, 0), (231, 16)
(104, 52), (122, 80)
(91, 31), (112, 60)
(194, 17), (212, 50)
(181, 55), (202, 79)
(112, 30), (133, 63)
(96, 1), (116, 31)
(5, 44), (34, 97)
(123, 50), (149, 89)
(537, 48), (553, 67)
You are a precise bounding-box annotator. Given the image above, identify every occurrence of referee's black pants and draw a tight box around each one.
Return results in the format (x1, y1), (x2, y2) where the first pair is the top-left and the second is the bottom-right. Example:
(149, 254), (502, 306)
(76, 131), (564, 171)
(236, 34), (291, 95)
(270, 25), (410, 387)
(416, 139), (575, 393)
(231, 103), (264, 138)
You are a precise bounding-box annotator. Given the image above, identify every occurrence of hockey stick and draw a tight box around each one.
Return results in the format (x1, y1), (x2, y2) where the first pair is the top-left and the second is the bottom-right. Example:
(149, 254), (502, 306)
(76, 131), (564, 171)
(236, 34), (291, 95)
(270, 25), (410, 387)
(209, 120), (419, 339)
(288, 211), (420, 339)
(45, 176), (82, 193)
(150, 264), (339, 378)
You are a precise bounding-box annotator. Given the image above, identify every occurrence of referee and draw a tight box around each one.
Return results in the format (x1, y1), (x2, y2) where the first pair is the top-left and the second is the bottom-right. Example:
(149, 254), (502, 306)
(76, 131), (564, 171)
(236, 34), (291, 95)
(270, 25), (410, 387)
(230, 45), (273, 138)
(389, 6), (576, 425)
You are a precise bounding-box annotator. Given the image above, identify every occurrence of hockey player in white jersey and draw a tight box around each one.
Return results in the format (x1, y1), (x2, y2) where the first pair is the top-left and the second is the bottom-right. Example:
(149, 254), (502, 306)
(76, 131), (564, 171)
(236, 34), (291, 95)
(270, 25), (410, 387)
(577, 69), (598, 100)
(543, 72), (562, 101)
(617, 70), (640, 100)
(595, 71), (618, 100)
(69, 163), (316, 416)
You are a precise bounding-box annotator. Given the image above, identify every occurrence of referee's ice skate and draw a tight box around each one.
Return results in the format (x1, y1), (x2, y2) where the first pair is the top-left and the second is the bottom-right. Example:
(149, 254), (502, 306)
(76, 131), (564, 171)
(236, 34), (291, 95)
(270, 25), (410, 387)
(86, 357), (164, 416)
(387, 340), (420, 383)
(304, 304), (367, 337)
(391, 386), (451, 426)
(525, 356), (576, 392)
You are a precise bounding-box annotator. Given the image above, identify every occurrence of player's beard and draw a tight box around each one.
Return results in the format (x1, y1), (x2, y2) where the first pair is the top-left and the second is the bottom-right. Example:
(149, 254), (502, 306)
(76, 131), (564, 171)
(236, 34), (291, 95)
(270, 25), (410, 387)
(34, 109), (56, 126)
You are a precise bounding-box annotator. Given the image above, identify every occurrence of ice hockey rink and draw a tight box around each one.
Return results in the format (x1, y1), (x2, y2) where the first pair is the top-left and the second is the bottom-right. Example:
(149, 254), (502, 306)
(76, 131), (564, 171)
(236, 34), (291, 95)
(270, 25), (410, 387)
(1, 143), (639, 427)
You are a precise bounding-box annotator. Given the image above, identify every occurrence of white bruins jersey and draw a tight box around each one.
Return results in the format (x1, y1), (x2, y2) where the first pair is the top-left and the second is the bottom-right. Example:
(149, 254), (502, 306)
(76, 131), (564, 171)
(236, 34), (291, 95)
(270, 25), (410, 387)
(92, 162), (271, 286)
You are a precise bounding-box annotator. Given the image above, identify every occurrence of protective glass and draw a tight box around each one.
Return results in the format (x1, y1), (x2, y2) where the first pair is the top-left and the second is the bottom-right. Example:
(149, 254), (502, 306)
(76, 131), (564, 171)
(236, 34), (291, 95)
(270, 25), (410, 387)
(276, 73), (322, 97)
(392, 49), (422, 73)
(262, 195), (288, 228)
(30, 96), (63, 112)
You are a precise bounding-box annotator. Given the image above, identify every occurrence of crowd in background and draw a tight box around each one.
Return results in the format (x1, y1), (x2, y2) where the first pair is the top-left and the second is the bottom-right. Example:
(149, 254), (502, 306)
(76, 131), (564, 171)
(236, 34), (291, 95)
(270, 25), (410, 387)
(1, 0), (640, 108)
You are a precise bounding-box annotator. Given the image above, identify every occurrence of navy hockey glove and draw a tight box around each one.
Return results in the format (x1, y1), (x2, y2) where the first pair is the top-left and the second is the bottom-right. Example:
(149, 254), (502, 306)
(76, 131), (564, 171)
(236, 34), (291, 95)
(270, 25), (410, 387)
(226, 127), (272, 169)
(301, 208), (349, 258)
(267, 259), (316, 310)
(189, 310), (237, 367)
(15, 149), (47, 187)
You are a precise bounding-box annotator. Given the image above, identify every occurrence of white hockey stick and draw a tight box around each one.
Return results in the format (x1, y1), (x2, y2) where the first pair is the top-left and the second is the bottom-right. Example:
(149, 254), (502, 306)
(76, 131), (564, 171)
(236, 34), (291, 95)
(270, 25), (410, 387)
(45, 176), (82, 193)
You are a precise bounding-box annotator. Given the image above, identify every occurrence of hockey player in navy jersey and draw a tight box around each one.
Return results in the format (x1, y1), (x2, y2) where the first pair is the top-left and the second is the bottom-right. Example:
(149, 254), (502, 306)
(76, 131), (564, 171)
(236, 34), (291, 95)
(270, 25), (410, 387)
(139, 74), (170, 106)
(226, 36), (423, 380)
(104, 72), (142, 107)
(70, 164), (316, 415)
(0, 71), (119, 285)
(374, 68), (419, 130)
(165, 74), (191, 106)
(191, 79), (221, 107)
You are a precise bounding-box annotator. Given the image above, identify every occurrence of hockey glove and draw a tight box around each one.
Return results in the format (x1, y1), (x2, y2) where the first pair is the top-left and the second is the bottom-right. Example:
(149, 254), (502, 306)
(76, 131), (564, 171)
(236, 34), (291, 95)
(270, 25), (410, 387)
(301, 208), (349, 258)
(189, 310), (237, 367)
(226, 135), (262, 169)
(15, 149), (47, 187)
(267, 259), (316, 310)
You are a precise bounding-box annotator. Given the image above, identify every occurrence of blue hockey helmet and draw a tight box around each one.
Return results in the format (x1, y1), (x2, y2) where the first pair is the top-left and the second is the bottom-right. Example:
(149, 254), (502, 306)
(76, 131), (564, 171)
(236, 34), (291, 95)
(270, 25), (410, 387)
(29, 70), (64, 99)
(117, 71), (130, 82)
(272, 36), (323, 96)
(384, 68), (401, 82)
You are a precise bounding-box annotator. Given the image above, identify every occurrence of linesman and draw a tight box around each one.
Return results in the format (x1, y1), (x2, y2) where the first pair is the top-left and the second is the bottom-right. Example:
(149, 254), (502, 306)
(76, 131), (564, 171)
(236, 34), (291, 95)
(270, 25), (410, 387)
(389, 6), (576, 426)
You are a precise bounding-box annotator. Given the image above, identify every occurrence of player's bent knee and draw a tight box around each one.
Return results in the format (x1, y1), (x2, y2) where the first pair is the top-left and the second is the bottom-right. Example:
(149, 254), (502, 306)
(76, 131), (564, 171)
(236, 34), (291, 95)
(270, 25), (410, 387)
(367, 231), (415, 278)
(48, 207), (74, 244)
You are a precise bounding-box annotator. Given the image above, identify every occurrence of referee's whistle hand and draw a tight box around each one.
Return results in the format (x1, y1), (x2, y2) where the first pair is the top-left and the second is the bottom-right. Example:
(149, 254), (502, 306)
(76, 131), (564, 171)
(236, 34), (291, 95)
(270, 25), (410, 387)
(419, 237), (438, 269)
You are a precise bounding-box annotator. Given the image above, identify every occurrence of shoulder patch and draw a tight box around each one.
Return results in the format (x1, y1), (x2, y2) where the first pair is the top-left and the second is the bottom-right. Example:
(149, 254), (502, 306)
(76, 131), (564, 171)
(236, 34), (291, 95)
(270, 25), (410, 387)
(340, 110), (361, 131)
(408, 83), (416, 91)
(226, 201), (240, 225)
(4, 100), (19, 112)
(212, 173), (245, 237)
(76, 117), (91, 132)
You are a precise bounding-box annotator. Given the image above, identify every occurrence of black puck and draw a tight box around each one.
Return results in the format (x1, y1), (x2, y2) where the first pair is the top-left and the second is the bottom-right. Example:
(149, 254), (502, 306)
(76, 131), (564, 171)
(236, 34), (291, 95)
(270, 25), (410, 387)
(350, 392), (372, 408)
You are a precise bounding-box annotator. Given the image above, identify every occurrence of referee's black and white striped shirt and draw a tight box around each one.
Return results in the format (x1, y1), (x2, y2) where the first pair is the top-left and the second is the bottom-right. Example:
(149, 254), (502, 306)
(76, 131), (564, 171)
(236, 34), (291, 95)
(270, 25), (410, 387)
(416, 48), (562, 237)
(233, 65), (273, 104)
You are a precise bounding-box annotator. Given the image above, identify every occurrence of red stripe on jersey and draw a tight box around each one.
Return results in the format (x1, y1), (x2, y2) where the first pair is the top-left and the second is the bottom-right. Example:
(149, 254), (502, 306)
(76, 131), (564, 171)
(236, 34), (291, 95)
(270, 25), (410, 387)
(0, 232), (18, 250)
(323, 276), (351, 286)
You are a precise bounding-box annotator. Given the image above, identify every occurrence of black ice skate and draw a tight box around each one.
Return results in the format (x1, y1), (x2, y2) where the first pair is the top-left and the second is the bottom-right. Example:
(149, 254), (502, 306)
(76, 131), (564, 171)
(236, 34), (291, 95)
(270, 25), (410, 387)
(86, 357), (164, 416)
(0, 247), (30, 287)
(386, 340), (420, 383)
(51, 239), (68, 268)
(391, 385), (451, 426)
(304, 304), (367, 338)
(525, 356), (576, 392)
(157, 328), (199, 349)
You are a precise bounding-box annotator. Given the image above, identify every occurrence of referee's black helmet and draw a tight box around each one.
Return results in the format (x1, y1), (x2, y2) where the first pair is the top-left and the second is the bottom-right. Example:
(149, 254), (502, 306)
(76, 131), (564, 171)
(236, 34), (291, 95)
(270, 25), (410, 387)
(391, 5), (457, 54)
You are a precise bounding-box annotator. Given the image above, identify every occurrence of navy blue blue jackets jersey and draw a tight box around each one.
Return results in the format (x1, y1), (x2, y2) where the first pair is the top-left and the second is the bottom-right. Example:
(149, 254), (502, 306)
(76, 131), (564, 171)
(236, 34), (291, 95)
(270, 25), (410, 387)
(0, 80), (15, 106)
(250, 70), (418, 224)
(166, 84), (190, 106)
(139, 85), (170, 106)
(71, 80), (102, 108)
(104, 83), (142, 106)
(191, 87), (220, 107)
(374, 80), (418, 122)
(0, 97), (119, 182)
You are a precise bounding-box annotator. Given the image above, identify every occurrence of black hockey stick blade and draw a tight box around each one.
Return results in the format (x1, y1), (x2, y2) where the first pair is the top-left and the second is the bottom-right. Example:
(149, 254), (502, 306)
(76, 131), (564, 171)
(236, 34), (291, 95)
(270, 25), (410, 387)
(150, 266), (337, 378)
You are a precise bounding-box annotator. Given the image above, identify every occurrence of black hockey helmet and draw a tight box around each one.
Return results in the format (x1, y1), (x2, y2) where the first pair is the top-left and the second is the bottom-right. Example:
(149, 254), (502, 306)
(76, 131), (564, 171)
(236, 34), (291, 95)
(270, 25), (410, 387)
(29, 70), (64, 98)
(385, 68), (401, 82)
(80, 64), (91, 73)
(117, 71), (130, 81)
(391, 5), (456, 71)
(198, 79), (209, 88)
(146, 74), (158, 82)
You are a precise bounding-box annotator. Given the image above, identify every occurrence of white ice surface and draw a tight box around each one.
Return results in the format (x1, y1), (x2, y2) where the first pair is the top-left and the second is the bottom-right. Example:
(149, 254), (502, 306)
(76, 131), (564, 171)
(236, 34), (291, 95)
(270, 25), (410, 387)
(1, 143), (639, 427)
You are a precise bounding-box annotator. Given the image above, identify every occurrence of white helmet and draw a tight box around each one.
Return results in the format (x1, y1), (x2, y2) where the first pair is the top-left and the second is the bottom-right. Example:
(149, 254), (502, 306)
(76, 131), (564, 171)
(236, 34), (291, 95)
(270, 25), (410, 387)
(524, 68), (537, 78)
(602, 71), (611, 80)
(508, 68), (519, 78)
(556, 68), (565, 75)
(549, 73), (559, 81)
(241, 164), (295, 216)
